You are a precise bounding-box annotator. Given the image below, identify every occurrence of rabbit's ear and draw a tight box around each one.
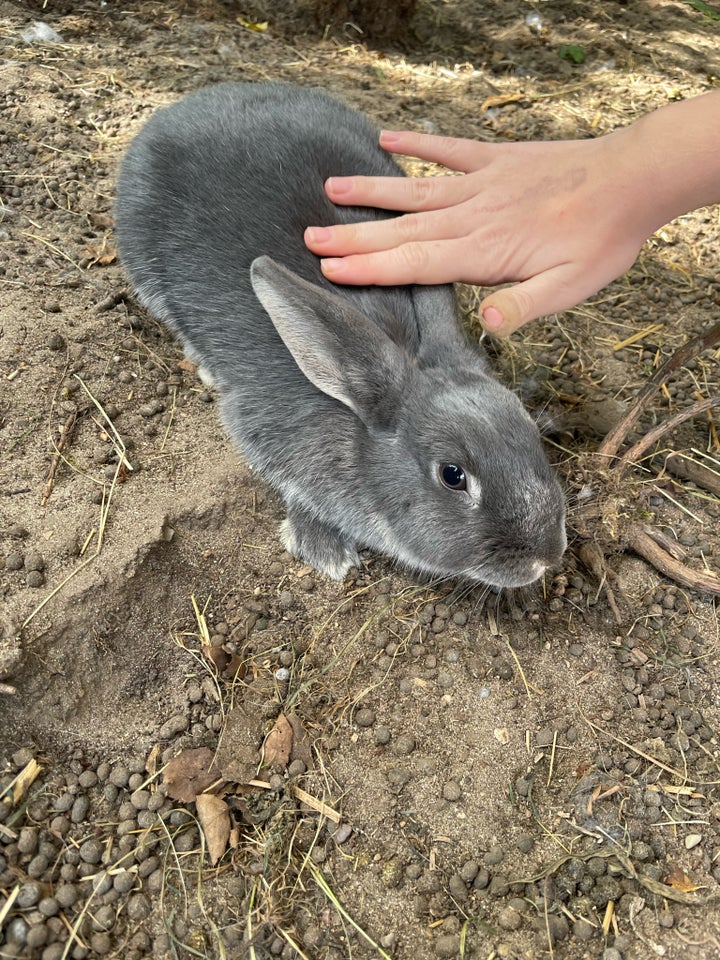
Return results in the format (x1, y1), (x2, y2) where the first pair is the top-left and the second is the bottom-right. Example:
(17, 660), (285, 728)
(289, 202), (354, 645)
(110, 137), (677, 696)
(251, 256), (409, 432)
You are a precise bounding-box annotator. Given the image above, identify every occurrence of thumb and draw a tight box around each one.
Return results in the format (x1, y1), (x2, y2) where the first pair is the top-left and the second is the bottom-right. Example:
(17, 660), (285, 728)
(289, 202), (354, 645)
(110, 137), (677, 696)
(479, 266), (591, 337)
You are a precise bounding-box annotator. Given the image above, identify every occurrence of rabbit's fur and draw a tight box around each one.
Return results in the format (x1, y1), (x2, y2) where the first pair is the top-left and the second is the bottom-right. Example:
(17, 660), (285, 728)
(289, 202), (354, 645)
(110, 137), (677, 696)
(115, 82), (566, 587)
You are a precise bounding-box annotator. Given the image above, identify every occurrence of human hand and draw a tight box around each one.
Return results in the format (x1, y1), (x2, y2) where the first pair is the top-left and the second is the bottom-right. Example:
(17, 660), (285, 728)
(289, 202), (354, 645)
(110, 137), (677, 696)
(304, 128), (655, 336)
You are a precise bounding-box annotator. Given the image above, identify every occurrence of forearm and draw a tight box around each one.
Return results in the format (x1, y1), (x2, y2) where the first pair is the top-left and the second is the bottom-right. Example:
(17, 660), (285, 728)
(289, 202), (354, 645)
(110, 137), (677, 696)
(617, 90), (720, 235)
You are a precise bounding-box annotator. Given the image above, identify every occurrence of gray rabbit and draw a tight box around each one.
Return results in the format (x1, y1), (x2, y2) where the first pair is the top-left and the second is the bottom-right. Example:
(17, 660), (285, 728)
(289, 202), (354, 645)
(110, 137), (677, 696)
(115, 82), (566, 587)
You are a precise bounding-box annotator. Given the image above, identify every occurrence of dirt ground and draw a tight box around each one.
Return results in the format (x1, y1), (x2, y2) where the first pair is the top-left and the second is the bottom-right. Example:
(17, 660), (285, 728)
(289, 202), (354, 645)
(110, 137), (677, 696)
(1, 1), (720, 959)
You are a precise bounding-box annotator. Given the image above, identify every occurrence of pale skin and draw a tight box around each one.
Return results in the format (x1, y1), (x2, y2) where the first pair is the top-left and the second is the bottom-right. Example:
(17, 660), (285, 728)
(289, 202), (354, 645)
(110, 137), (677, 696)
(304, 91), (720, 337)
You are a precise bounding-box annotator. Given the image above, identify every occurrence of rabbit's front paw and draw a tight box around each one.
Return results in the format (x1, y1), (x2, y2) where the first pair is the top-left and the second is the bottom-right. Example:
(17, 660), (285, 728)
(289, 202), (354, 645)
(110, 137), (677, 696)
(280, 507), (359, 581)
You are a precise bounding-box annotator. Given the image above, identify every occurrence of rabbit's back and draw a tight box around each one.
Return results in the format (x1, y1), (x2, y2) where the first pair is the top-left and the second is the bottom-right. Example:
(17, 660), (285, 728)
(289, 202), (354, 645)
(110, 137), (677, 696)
(115, 82), (420, 379)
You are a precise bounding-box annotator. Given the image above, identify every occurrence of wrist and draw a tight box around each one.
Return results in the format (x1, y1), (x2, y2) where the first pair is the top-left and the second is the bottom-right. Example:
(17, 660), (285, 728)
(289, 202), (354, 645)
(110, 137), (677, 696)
(610, 92), (720, 236)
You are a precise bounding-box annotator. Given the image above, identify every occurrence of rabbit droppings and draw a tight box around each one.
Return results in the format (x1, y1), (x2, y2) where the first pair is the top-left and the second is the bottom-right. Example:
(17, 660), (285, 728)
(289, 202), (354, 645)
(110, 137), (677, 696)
(115, 82), (566, 588)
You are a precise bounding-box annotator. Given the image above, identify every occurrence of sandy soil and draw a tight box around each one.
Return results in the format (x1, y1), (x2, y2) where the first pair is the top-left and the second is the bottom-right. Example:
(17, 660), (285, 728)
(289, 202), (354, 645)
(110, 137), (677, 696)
(1, 2), (720, 959)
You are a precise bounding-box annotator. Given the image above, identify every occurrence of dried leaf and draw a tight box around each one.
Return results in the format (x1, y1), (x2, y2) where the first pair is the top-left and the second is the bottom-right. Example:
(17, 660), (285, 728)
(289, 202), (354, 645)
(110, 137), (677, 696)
(223, 653), (246, 680)
(479, 92), (523, 112)
(84, 240), (116, 267)
(665, 867), (701, 893)
(176, 358), (198, 374)
(263, 712), (293, 770)
(237, 17), (268, 30)
(163, 747), (218, 802)
(196, 793), (231, 866)
(88, 211), (114, 229)
(202, 642), (229, 674)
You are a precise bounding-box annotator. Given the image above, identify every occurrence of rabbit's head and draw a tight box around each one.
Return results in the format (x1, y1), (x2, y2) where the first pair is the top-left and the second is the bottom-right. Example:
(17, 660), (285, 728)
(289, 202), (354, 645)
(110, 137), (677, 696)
(251, 256), (566, 588)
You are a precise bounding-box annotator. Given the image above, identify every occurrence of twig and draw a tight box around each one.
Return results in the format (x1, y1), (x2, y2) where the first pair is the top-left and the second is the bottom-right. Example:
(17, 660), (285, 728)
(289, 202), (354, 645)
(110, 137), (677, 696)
(658, 450), (720, 498)
(629, 525), (720, 596)
(41, 409), (84, 505)
(616, 397), (720, 476)
(598, 319), (720, 459)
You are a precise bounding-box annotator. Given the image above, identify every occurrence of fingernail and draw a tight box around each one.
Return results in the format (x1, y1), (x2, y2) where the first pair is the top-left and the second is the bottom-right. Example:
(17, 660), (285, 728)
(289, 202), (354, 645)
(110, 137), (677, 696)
(379, 130), (401, 146)
(320, 258), (345, 276)
(326, 177), (352, 196)
(481, 305), (504, 331)
(306, 226), (332, 244)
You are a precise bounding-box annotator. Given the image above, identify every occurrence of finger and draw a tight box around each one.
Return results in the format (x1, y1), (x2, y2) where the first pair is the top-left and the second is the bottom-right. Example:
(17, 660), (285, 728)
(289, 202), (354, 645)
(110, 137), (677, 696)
(324, 171), (473, 212)
(305, 207), (469, 257)
(379, 129), (493, 173)
(479, 265), (602, 337)
(318, 237), (477, 286)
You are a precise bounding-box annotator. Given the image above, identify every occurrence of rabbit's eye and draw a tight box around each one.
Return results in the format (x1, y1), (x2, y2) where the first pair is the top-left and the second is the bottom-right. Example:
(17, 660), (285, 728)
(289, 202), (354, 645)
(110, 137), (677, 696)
(439, 463), (467, 491)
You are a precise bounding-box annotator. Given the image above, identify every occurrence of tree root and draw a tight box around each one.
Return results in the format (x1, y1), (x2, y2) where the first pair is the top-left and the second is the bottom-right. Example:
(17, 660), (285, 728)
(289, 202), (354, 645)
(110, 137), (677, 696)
(597, 319), (720, 460)
(586, 321), (720, 601)
(629, 525), (720, 597)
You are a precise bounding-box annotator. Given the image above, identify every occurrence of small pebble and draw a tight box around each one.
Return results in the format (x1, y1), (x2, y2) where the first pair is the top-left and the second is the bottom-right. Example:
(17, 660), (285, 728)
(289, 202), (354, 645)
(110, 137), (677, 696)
(573, 918), (595, 941)
(374, 726), (391, 745)
(5, 917), (28, 945)
(71, 796), (90, 823)
(442, 781), (462, 802)
(38, 897), (60, 917)
(26, 924), (49, 950)
(434, 934), (460, 957)
(473, 868), (490, 889)
(448, 874), (467, 900)
(392, 735), (415, 756)
(79, 839), (103, 864)
(27, 854), (49, 878)
(355, 708), (375, 727)
(91, 932), (112, 955)
(113, 870), (136, 893)
(92, 905), (116, 932)
(131, 789), (151, 810)
(485, 844), (504, 865)
(332, 823), (352, 845)
(278, 590), (295, 610)
(17, 827), (38, 855)
(78, 770), (98, 789)
(158, 714), (189, 739)
(489, 874), (509, 897)
(55, 884), (78, 909)
(41, 944), (65, 960)
(109, 765), (130, 788)
(498, 906), (522, 931)
(16, 882), (42, 908)
(516, 834), (534, 854)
